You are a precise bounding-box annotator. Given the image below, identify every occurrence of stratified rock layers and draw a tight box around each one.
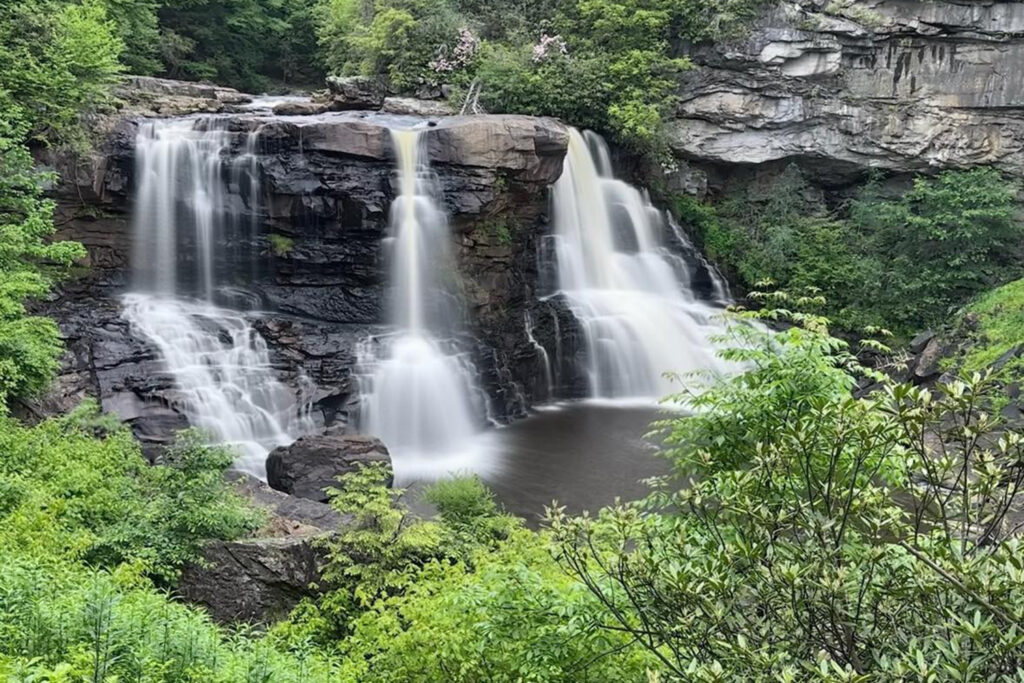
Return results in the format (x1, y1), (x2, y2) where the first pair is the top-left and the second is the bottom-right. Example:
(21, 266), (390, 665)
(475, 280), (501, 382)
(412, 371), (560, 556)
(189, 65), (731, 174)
(669, 0), (1024, 186)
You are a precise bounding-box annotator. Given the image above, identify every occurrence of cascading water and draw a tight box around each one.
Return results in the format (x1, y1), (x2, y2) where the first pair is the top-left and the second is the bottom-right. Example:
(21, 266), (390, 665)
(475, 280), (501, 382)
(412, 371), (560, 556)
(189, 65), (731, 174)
(124, 118), (312, 477)
(357, 129), (484, 480)
(550, 129), (730, 399)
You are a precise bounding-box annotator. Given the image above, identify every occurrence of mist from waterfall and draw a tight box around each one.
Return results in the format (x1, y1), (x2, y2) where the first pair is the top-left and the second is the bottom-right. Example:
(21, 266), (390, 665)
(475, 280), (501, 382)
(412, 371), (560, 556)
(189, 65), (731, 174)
(125, 118), (312, 477)
(357, 129), (484, 481)
(551, 129), (730, 399)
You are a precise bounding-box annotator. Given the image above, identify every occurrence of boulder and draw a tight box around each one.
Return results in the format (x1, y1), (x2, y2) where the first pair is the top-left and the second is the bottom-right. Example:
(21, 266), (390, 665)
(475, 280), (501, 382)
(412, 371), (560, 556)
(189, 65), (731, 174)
(267, 429), (392, 502)
(178, 535), (326, 624)
(322, 76), (385, 110)
(228, 471), (347, 531)
(910, 337), (945, 383)
(176, 472), (349, 624)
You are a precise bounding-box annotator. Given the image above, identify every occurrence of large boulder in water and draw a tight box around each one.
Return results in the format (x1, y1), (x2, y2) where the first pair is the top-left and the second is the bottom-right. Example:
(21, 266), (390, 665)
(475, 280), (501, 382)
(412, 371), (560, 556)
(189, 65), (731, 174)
(267, 428), (392, 502)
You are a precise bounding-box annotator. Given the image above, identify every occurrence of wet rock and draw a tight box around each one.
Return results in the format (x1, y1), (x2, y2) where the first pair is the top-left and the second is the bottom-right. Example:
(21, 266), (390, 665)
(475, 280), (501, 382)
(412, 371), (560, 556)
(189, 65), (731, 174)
(267, 429), (392, 502)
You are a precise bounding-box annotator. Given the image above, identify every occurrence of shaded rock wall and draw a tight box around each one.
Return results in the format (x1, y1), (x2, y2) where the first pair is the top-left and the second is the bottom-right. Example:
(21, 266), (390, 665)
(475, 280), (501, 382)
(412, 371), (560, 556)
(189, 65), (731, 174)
(670, 0), (1024, 188)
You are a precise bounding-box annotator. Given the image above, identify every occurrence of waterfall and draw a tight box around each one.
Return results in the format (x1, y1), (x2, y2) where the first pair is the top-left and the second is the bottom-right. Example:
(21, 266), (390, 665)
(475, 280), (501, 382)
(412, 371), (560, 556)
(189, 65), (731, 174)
(551, 129), (730, 399)
(357, 129), (484, 480)
(124, 118), (312, 477)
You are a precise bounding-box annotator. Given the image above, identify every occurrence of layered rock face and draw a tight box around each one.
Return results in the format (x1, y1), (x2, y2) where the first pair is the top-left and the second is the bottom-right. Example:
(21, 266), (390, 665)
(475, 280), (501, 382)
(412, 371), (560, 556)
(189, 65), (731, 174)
(37, 88), (577, 448)
(670, 0), (1024, 186)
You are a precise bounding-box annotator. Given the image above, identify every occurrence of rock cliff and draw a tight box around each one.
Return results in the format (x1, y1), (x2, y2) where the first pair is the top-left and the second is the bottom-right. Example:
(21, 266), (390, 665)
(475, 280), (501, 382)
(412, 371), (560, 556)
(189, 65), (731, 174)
(669, 0), (1024, 189)
(34, 83), (580, 451)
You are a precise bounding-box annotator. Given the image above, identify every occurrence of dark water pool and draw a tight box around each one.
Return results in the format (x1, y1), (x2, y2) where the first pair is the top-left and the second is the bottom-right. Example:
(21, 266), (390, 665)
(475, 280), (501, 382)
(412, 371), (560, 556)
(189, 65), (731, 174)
(400, 402), (671, 524)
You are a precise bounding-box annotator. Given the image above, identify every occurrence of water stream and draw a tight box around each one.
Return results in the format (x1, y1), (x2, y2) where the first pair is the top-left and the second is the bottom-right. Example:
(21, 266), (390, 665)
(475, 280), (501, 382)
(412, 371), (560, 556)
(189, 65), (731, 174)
(124, 118), (312, 477)
(356, 129), (487, 482)
(550, 129), (730, 399)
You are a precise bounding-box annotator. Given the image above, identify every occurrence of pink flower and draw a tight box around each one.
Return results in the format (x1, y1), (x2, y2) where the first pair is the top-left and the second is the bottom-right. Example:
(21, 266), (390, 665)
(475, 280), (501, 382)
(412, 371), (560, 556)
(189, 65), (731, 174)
(532, 34), (568, 63)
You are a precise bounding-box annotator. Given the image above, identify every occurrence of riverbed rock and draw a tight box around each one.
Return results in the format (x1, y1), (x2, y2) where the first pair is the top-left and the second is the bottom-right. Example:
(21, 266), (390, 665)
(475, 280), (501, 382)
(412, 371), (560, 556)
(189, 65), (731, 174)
(267, 430), (392, 502)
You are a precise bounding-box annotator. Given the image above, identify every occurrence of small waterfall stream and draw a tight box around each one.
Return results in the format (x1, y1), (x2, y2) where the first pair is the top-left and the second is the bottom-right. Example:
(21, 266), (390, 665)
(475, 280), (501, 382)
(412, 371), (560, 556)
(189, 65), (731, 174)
(551, 129), (730, 399)
(357, 129), (485, 481)
(124, 118), (312, 477)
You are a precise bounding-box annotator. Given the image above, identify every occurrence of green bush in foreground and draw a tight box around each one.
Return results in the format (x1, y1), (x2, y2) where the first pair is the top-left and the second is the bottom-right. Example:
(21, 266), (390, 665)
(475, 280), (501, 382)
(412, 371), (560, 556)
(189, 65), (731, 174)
(551, 295), (1024, 679)
(0, 403), (261, 583)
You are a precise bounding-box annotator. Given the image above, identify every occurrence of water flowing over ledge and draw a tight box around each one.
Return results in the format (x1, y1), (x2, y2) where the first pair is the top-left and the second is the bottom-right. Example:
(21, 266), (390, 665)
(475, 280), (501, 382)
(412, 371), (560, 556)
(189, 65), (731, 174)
(356, 128), (489, 483)
(125, 118), (313, 477)
(549, 129), (731, 400)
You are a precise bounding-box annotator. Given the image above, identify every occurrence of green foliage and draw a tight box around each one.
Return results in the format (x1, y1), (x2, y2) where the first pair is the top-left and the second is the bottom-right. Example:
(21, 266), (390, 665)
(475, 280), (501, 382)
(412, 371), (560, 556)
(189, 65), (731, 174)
(550, 298), (1024, 679)
(0, 405), (333, 679)
(318, 0), (769, 152)
(269, 232), (295, 256)
(0, 405), (261, 583)
(318, 0), (462, 91)
(686, 166), (1023, 337)
(275, 466), (652, 680)
(0, 562), (340, 681)
(101, 0), (163, 74)
(158, 0), (324, 90)
(949, 277), (1024, 373)
(0, 0), (123, 146)
(0, 104), (87, 408)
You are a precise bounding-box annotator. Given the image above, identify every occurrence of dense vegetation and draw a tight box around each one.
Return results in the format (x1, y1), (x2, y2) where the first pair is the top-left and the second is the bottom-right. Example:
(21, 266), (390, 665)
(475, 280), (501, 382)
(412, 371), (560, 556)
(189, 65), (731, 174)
(316, 0), (767, 151)
(676, 166), (1024, 338)
(945, 277), (1024, 374)
(4, 1), (1024, 680)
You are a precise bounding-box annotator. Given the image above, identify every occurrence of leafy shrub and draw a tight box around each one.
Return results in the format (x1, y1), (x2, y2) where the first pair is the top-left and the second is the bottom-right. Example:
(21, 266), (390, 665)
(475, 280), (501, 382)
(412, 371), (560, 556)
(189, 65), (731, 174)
(0, 406), (260, 583)
(0, 0), (123, 146)
(947, 277), (1024, 373)
(550, 296), (1024, 679)
(318, 0), (462, 91)
(0, 105), (86, 408)
(0, 557), (341, 681)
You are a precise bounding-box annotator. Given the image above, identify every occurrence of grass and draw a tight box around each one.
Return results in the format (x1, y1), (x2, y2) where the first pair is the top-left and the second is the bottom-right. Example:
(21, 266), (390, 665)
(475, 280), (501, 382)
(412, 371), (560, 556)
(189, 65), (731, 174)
(955, 278), (1024, 373)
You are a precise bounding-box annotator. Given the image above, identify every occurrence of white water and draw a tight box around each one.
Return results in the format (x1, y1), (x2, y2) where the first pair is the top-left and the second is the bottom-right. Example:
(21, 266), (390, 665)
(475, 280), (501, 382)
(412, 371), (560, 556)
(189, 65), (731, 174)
(125, 118), (312, 477)
(357, 129), (485, 481)
(552, 129), (730, 399)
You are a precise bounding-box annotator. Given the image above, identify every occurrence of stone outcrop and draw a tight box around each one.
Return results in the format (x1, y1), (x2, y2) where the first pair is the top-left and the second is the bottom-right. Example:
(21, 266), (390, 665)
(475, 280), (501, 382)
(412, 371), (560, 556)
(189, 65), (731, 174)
(267, 429), (392, 502)
(115, 76), (252, 117)
(321, 75), (387, 110)
(179, 534), (326, 623)
(178, 472), (345, 624)
(670, 0), (1024, 187)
